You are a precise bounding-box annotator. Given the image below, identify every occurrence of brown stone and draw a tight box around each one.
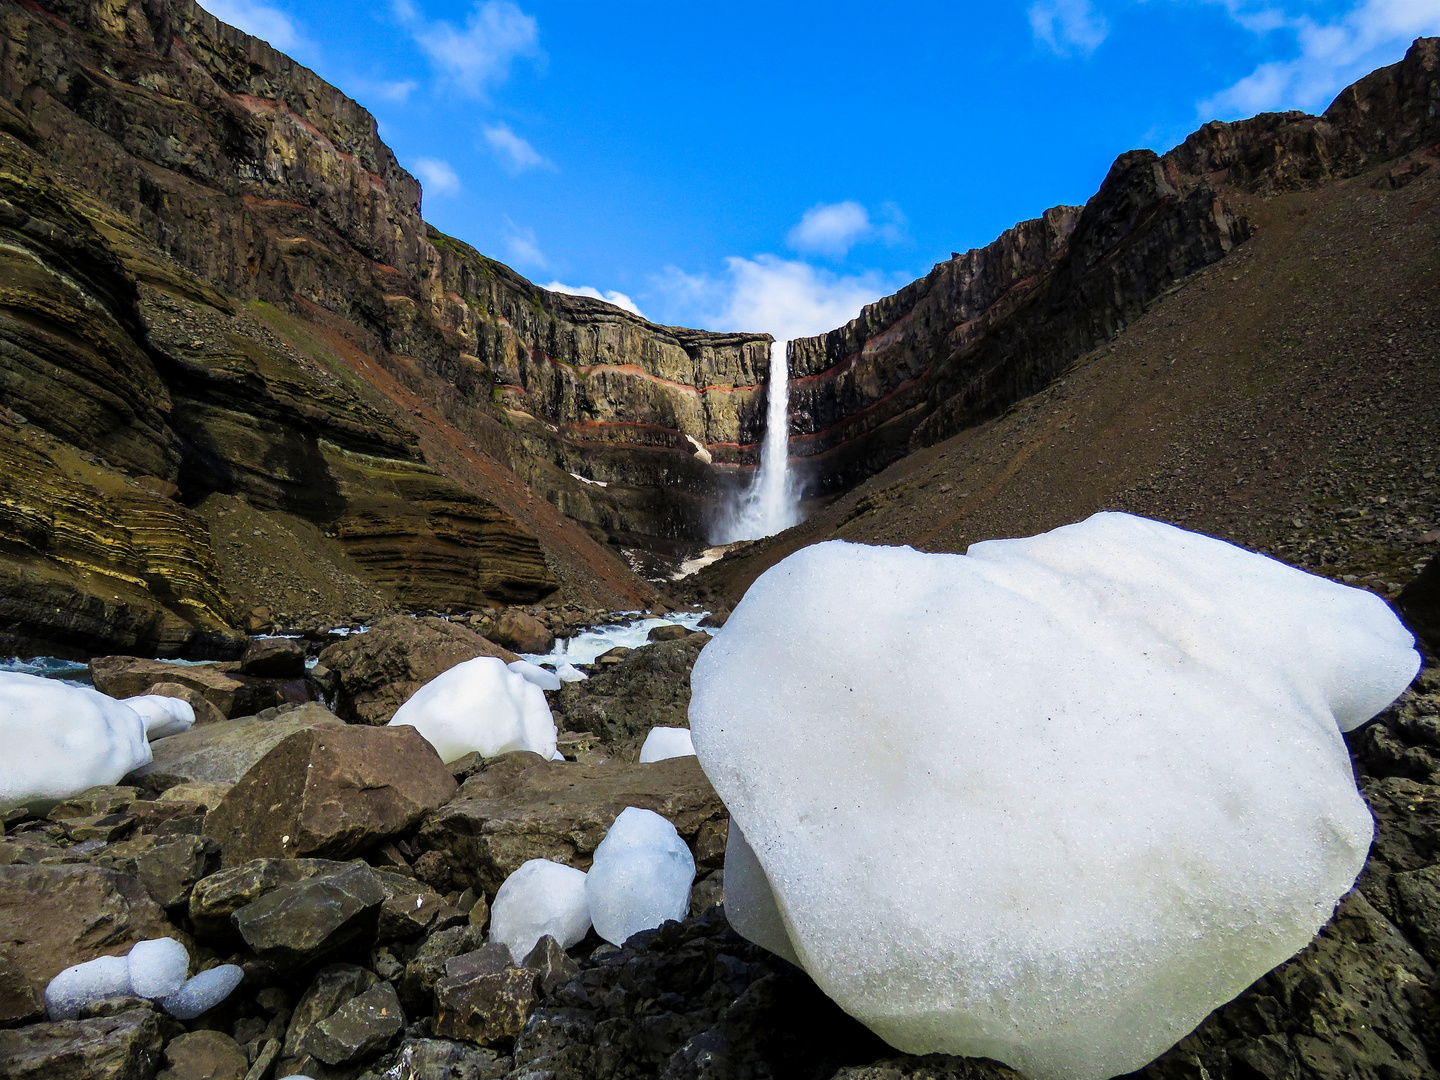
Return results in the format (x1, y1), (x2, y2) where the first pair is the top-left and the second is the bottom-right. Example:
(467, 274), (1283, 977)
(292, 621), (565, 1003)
(317, 615), (519, 726)
(89, 657), (274, 719)
(488, 610), (555, 654)
(0, 948), (44, 1027)
(646, 622), (691, 642)
(156, 1029), (249, 1080)
(239, 637), (307, 679)
(433, 944), (539, 1044)
(143, 683), (227, 727)
(0, 864), (180, 1003)
(204, 725), (457, 867)
(0, 1008), (163, 1080)
(129, 704), (343, 790)
(417, 753), (725, 894)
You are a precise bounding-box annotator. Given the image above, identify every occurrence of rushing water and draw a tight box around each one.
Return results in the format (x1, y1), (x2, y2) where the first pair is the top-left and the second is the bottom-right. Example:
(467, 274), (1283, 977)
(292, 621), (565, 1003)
(713, 338), (802, 543)
(521, 611), (713, 668)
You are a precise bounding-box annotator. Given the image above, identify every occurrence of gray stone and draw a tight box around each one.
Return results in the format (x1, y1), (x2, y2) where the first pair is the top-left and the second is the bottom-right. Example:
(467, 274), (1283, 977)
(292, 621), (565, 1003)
(302, 980), (405, 1065)
(521, 936), (579, 996)
(549, 634), (709, 753)
(1392, 864), (1440, 965)
(155, 1029), (248, 1080)
(0, 1008), (162, 1080)
(129, 705), (343, 791)
(189, 859), (341, 941)
(232, 863), (387, 969)
(397, 926), (478, 1015)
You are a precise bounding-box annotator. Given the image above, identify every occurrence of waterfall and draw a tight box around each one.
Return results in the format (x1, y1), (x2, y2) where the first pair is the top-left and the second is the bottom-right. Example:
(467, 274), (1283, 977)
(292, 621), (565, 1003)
(713, 338), (802, 542)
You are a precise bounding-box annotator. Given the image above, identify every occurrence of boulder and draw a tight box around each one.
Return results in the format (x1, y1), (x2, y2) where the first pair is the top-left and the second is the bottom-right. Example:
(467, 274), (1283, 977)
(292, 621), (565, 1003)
(301, 981), (405, 1066)
(204, 725), (457, 867)
(128, 704), (343, 790)
(189, 859), (340, 940)
(550, 635), (710, 753)
(317, 615), (519, 725)
(142, 684), (226, 727)
(647, 622), (691, 642)
(239, 637), (306, 679)
(1398, 553), (1440, 657)
(1391, 864), (1440, 965)
(433, 943), (539, 1044)
(397, 926), (479, 1014)
(0, 1007), (162, 1080)
(94, 834), (214, 909)
(0, 949), (44, 1027)
(155, 1029), (249, 1080)
(416, 753), (726, 895)
(89, 657), (276, 720)
(358, 1038), (508, 1080)
(157, 783), (232, 811)
(0, 864), (179, 1002)
(489, 610), (555, 655)
(232, 862), (388, 969)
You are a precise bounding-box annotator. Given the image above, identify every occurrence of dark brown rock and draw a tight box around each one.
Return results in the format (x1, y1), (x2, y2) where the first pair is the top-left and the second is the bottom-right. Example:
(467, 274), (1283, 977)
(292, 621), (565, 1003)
(646, 622), (691, 642)
(521, 936), (579, 996)
(317, 616), (519, 725)
(302, 981), (405, 1066)
(433, 944), (539, 1045)
(489, 610), (555, 654)
(129, 704), (343, 790)
(89, 658), (274, 720)
(277, 963), (376, 1079)
(232, 862), (388, 968)
(142, 685), (227, 728)
(94, 834), (215, 909)
(0, 864), (179, 1003)
(550, 634), (710, 753)
(1391, 865), (1440, 966)
(204, 725), (457, 867)
(397, 926), (480, 1014)
(189, 859), (338, 940)
(0, 949), (44, 1028)
(831, 1059), (1026, 1080)
(155, 1029), (248, 1080)
(1399, 554), (1440, 658)
(417, 753), (725, 894)
(239, 637), (306, 679)
(0, 1008), (163, 1080)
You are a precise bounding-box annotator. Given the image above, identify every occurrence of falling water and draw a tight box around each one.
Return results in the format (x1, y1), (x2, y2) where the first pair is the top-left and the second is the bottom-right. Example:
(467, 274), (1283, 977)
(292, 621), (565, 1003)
(713, 338), (802, 542)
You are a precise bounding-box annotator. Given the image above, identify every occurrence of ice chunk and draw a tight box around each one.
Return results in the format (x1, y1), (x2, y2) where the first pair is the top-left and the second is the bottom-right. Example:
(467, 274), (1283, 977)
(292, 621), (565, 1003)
(490, 858), (592, 963)
(161, 964), (245, 1019)
(0, 673), (152, 813)
(45, 955), (132, 1020)
(638, 727), (695, 763)
(508, 659), (563, 691)
(722, 823), (799, 966)
(555, 663), (588, 683)
(689, 513), (1420, 1080)
(127, 937), (189, 1000)
(388, 656), (557, 763)
(123, 695), (195, 740)
(585, 807), (695, 946)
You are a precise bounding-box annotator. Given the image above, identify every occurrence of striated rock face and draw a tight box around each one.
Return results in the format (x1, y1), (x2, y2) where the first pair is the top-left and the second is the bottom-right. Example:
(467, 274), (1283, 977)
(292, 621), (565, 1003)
(785, 38), (1440, 499)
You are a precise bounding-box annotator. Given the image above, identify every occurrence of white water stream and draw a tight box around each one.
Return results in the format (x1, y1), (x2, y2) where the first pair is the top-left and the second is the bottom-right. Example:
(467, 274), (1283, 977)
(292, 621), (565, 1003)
(713, 338), (802, 542)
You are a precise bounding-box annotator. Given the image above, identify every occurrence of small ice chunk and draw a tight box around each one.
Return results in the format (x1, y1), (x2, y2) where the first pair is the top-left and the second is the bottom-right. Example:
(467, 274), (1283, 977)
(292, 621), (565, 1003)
(638, 727), (695, 763)
(551, 750), (566, 761)
(127, 937), (189, 1000)
(490, 859), (592, 963)
(585, 807), (695, 946)
(1, 673), (151, 813)
(45, 955), (132, 1020)
(555, 663), (588, 683)
(388, 656), (557, 763)
(161, 964), (245, 1019)
(123, 695), (195, 740)
(508, 660), (563, 692)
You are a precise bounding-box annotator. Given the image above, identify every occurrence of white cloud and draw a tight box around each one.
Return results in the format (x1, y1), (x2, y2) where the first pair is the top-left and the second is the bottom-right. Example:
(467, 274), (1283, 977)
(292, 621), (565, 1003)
(374, 79), (419, 103)
(1028, 0), (1109, 55)
(412, 157), (461, 196)
(654, 255), (902, 343)
(1200, 0), (1440, 118)
(503, 219), (546, 270)
(402, 0), (543, 97)
(484, 123), (555, 174)
(788, 202), (871, 257)
(199, 0), (302, 50)
(544, 282), (644, 317)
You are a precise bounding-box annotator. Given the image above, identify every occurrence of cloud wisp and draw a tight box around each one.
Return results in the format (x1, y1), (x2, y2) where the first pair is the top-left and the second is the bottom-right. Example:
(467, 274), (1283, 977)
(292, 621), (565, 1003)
(412, 157), (461, 196)
(786, 201), (909, 259)
(543, 282), (644, 317)
(199, 0), (304, 51)
(1201, 0), (1440, 118)
(484, 123), (556, 174)
(398, 0), (543, 97)
(1028, 0), (1109, 56)
(503, 219), (546, 270)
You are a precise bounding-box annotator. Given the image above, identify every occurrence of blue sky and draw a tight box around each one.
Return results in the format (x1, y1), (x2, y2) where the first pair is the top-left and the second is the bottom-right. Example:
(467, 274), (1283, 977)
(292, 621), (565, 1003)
(202, 0), (1440, 341)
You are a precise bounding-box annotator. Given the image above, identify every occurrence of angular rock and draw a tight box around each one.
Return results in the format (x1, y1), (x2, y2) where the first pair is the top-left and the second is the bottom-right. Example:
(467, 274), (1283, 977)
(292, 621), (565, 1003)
(378, 887), (448, 943)
(1391, 864), (1440, 965)
(189, 859), (340, 941)
(89, 658), (275, 720)
(157, 784), (232, 811)
(233, 862), (388, 968)
(0, 949), (44, 1027)
(647, 622), (692, 642)
(356, 1037), (509, 1080)
(282, 964), (377, 1061)
(417, 753), (725, 894)
(489, 610), (555, 654)
(1397, 553), (1440, 657)
(550, 635), (710, 752)
(204, 725), (457, 867)
(96, 834), (215, 909)
(317, 616), (519, 726)
(832, 1060), (1027, 1080)
(142, 684), (226, 728)
(0, 864), (179, 1003)
(397, 926), (478, 1015)
(239, 638), (307, 679)
(0, 1007), (163, 1080)
(129, 705), (343, 790)
(433, 945), (539, 1045)
(302, 980), (404, 1066)
(521, 936), (579, 996)
(155, 1029), (248, 1080)
(47, 787), (138, 821)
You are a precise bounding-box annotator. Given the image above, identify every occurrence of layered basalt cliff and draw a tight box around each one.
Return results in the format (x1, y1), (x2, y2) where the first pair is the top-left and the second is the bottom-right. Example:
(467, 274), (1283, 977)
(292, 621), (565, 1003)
(785, 37), (1440, 500)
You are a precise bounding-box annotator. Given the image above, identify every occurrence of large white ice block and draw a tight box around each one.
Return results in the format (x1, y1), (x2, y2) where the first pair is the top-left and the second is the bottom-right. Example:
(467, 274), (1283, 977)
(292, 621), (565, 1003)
(388, 656), (557, 763)
(689, 513), (1419, 1080)
(45, 955), (133, 1020)
(639, 727), (696, 763)
(123, 695), (195, 740)
(586, 807), (695, 946)
(490, 859), (592, 963)
(127, 937), (190, 1000)
(0, 673), (152, 813)
(161, 964), (244, 1019)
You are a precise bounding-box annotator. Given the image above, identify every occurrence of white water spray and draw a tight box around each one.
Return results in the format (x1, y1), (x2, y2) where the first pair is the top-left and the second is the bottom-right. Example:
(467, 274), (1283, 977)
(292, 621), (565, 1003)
(714, 339), (802, 542)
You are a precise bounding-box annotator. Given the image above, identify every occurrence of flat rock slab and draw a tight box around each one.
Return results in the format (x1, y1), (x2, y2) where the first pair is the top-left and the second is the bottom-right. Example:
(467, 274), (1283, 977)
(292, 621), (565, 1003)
(317, 615), (518, 726)
(89, 657), (275, 719)
(232, 863), (389, 969)
(416, 752), (725, 895)
(0, 1007), (163, 1080)
(205, 724), (456, 867)
(155, 1029), (249, 1080)
(128, 703), (343, 790)
(0, 864), (180, 1000)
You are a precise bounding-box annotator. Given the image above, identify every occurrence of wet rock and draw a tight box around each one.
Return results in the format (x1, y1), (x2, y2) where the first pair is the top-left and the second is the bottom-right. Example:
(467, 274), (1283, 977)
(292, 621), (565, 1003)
(129, 705), (343, 790)
(89, 658), (275, 720)
(155, 1029), (248, 1080)
(549, 635), (710, 752)
(433, 944), (540, 1045)
(646, 623), (691, 642)
(0, 1007), (162, 1080)
(317, 616), (519, 726)
(488, 610), (554, 655)
(232, 863), (388, 969)
(0, 864), (178, 1004)
(239, 638), (306, 679)
(418, 753), (725, 895)
(398, 926), (480, 1015)
(301, 980), (404, 1066)
(357, 1037), (510, 1080)
(698, 610), (729, 629)
(204, 725), (456, 867)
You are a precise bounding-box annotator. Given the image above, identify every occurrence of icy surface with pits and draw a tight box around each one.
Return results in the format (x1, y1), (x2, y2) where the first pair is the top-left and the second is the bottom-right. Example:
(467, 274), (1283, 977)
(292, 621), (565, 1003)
(586, 807), (695, 946)
(490, 859), (592, 962)
(689, 512), (1419, 1080)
